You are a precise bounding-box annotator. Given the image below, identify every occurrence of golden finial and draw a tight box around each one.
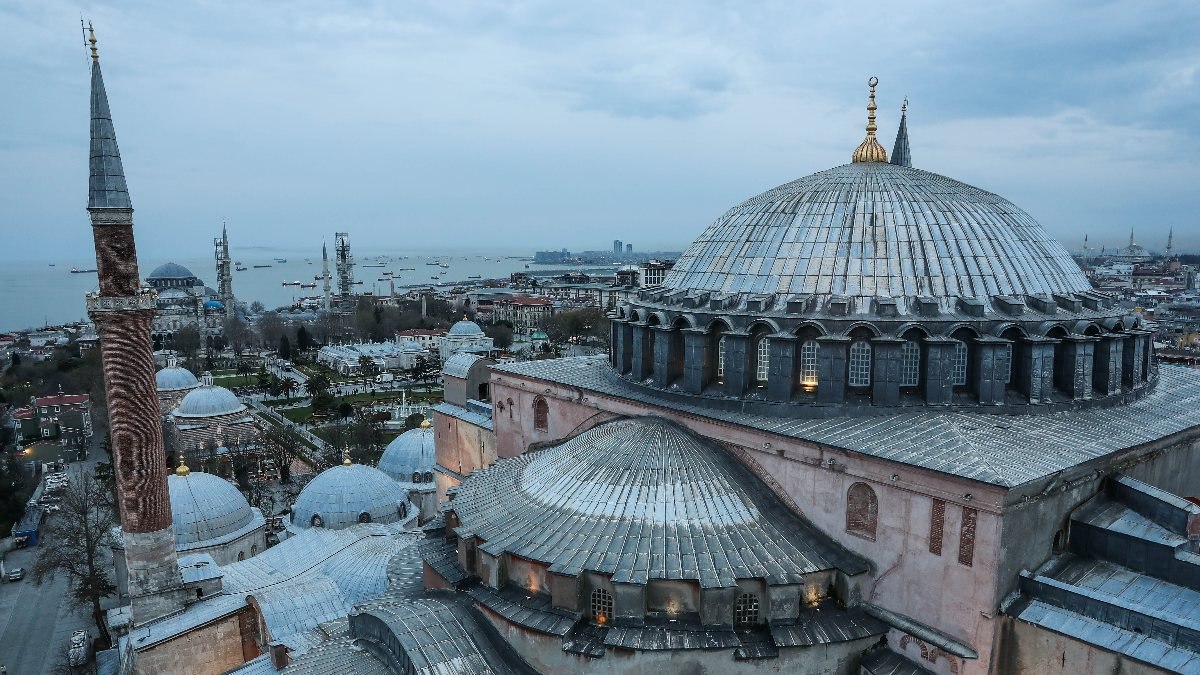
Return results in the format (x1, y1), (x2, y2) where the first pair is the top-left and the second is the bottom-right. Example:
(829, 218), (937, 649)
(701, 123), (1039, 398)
(175, 450), (190, 477)
(851, 76), (888, 163)
(87, 22), (98, 63)
(342, 447), (352, 466)
(420, 417), (431, 429)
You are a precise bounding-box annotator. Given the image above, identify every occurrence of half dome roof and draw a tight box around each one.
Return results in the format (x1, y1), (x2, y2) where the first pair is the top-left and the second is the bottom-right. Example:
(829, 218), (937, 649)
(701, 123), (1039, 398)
(662, 162), (1090, 302)
(449, 417), (865, 587)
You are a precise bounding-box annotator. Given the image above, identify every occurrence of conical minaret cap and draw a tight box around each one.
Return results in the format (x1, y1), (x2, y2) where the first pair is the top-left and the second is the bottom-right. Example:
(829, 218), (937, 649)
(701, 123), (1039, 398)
(87, 25), (132, 210)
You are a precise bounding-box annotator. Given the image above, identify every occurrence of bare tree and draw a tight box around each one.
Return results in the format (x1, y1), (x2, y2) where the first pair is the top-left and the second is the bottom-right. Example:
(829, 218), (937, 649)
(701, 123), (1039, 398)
(31, 469), (116, 644)
(256, 311), (285, 349)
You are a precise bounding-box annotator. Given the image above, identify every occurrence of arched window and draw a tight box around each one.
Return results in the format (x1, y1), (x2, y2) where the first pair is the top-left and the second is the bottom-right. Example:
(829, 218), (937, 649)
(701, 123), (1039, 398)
(846, 482), (879, 539)
(358, 512), (372, 524)
(734, 593), (760, 626)
(590, 588), (614, 625)
(310, 514), (324, 528)
(507, 398), (514, 420)
(754, 336), (770, 383)
(251, 544), (258, 556)
(399, 503), (408, 519)
(716, 335), (727, 379)
(423, 471), (433, 483)
(951, 340), (969, 386)
(237, 551), (245, 561)
(533, 397), (549, 431)
(900, 340), (921, 387)
(412, 471), (421, 483)
(799, 340), (819, 387)
(848, 341), (872, 387)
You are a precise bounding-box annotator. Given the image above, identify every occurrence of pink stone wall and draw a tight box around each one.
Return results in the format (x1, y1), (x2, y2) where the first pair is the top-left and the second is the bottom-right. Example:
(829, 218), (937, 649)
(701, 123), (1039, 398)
(489, 374), (1004, 674)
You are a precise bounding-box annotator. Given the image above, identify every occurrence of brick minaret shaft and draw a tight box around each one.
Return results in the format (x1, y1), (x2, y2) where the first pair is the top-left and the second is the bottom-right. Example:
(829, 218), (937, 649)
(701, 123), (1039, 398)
(83, 28), (185, 625)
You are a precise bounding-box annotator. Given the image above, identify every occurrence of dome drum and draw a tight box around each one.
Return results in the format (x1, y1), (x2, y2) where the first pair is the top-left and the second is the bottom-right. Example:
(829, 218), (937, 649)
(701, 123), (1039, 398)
(609, 299), (1155, 416)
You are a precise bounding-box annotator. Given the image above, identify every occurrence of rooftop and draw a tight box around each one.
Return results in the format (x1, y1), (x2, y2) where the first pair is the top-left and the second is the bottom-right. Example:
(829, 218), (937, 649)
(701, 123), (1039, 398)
(492, 357), (1200, 489)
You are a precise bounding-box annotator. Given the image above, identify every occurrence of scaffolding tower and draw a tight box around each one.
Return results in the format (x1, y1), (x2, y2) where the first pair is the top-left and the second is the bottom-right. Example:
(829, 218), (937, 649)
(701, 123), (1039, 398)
(335, 232), (354, 297)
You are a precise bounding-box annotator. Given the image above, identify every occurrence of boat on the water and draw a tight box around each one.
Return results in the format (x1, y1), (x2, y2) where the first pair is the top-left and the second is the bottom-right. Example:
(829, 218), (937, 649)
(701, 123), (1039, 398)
(363, 263), (385, 268)
(467, 275), (481, 279)
(254, 264), (272, 268)
(70, 267), (98, 273)
(274, 258), (288, 263)
(300, 282), (316, 289)
(235, 266), (247, 271)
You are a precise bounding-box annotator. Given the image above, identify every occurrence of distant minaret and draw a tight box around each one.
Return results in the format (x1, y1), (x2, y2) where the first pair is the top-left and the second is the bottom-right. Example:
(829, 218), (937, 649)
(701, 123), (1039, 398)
(1129, 227), (1136, 248)
(321, 241), (332, 312)
(82, 24), (185, 624)
(214, 221), (233, 310)
(890, 99), (912, 168)
(1166, 228), (1174, 258)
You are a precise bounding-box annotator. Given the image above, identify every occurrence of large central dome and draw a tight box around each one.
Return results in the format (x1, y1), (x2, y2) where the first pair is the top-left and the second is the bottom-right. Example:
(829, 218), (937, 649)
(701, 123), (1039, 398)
(663, 161), (1090, 302)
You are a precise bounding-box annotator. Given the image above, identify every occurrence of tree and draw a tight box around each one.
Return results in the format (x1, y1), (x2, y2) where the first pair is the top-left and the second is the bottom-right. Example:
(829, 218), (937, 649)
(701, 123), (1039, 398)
(10, 351), (20, 368)
(485, 323), (514, 349)
(257, 311), (285, 349)
(357, 354), (376, 377)
(305, 373), (332, 400)
(296, 324), (313, 351)
(31, 470), (117, 644)
(224, 316), (253, 356)
(260, 426), (304, 483)
(404, 412), (425, 430)
(278, 335), (292, 360)
(250, 300), (266, 313)
(172, 325), (202, 360)
(279, 378), (299, 399)
(337, 401), (354, 420)
(409, 355), (440, 389)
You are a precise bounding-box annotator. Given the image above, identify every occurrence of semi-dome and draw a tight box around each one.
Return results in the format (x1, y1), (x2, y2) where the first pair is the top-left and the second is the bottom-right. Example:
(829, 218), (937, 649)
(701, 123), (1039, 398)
(168, 470), (262, 549)
(174, 385), (245, 418)
(156, 365), (200, 392)
(662, 161), (1090, 305)
(448, 319), (484, 336)
(291, 463), (409, 531)
(148, 262), (196, 279)
(377, 425), (435, 484)
(449, 417), (862, 585)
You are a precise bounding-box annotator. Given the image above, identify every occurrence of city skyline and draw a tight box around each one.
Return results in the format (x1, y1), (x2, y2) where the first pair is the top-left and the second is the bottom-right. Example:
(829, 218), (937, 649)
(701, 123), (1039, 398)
(0, 1), (1197, 263)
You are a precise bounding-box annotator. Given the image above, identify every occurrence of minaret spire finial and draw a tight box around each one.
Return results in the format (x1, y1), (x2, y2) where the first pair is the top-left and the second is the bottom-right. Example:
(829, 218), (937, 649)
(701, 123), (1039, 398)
(890, 96), (912, 168)
(342, 447), (352, 466)
(852, 76), (888, 163)
(87, 21), (98, 63)
(175, 450), (190, 477)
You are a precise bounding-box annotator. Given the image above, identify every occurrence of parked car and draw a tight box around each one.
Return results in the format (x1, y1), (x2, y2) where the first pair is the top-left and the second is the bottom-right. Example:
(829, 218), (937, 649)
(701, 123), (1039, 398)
(6, 568), (25, 581)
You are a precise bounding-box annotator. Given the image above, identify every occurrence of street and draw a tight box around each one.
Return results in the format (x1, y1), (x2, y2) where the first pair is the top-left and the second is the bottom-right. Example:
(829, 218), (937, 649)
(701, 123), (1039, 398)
(0, 443), (107, 674)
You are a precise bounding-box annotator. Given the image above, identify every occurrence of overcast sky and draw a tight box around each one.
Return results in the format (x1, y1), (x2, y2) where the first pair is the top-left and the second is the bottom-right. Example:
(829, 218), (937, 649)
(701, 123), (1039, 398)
(2, 0), (1198, 263)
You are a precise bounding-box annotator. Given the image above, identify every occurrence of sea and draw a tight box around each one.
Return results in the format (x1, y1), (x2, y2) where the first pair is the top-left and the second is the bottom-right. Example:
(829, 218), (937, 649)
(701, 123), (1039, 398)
(0, 247), (616, 333)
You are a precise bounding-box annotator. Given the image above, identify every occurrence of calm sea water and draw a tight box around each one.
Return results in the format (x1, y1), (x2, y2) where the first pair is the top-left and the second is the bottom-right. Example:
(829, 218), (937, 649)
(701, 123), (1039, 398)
(0, 247), (609, 332)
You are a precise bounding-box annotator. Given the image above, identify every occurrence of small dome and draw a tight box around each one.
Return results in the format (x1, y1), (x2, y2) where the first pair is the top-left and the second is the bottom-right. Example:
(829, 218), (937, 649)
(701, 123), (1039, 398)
(378, 427), (435, 483)
(448, 319), (484, 336)
(291, 464), (409, 530)
(167, 471), (261, 549)
(156, 366), (200, 392)
(531, 330), (548, 340)
(148, 262), (196, 279)
(174, 385), (245, 418)
(399, 341), (424, 351)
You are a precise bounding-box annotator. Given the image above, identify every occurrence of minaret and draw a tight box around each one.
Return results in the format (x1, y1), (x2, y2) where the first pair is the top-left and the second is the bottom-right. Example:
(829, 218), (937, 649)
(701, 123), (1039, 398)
(214, 221), (233, 311)
(82, 25), (186, 624)
(1129, 227), (1136, 248)
(890, 99), (912, 168)
(321, 241), (332, 312)
(1166, 228), (1174, 258)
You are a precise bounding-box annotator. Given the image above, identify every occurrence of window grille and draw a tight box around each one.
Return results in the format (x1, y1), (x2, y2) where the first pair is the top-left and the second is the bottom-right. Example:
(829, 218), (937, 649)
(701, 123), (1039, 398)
(959, 507), (978, 567)
(734, 593), (760, 626)
(848, 341), (872, 387)
(533, 397), (549, 431)
(755, 337), (770, 382)
(590, 588), (614, 624)
(311, 514), (324, 528)
(799, 340), (819, 385)
(1003, 342), (1013, 384)
(423, 471), (433, 483)
(716, 335), (726, 379)
(952, 340), (969, 386)
(900, 340), (921, 386)
(929, 499), (945, 555)
(358, 512), (371, 524)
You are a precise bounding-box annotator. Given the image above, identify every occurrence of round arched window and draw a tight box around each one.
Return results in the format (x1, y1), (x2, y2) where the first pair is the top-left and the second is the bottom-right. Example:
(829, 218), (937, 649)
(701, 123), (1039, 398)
(399, 503), (408, 519)
(423, 471), (433, 483)
(237, 551), (245, 562)
(412, 471), (421, 483)
(310, 514), (324, 528)
(358, 512), (372, 524)
(251, 544), (258, 556)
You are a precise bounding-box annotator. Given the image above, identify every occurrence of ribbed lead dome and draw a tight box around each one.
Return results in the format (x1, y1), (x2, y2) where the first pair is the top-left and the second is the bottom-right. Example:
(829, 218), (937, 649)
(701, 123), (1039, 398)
(662, 162), (1090, 301)
(174, 385), (245, 418)
(168, 471), (262, 549)
(450, 417), (863, 586)
(156, 366), (199, 392)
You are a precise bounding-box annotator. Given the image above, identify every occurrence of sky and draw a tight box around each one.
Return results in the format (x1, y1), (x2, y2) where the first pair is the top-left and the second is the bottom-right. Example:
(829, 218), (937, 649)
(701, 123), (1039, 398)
(1, 0), (1198, 263)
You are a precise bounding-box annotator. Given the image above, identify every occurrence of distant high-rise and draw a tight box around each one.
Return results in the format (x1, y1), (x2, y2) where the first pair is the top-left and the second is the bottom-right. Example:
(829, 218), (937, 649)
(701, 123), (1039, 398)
(613, 239), (623, 255)
(321, 241), (331, 312)
(625, 243), (633, 254)
(335, 232), (354, 297)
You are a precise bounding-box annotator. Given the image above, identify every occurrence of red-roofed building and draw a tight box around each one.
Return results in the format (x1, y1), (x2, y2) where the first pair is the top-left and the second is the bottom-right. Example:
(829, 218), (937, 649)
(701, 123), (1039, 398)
(14, 389), (93, 446)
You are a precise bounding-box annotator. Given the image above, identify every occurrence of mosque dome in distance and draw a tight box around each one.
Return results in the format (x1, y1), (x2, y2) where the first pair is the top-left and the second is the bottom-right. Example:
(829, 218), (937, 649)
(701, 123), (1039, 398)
(448, 319), (484, 336)
(156, 365), (200, 392)
(174, 385), (245, 418)
(148, 262), (196, 280)
(291, 463), (409, 530)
